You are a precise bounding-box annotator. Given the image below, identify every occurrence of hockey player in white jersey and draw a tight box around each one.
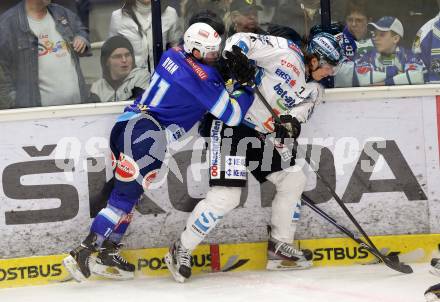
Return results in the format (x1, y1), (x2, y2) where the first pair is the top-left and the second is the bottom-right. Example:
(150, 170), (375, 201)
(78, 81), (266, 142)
(165, 26), (343, 283)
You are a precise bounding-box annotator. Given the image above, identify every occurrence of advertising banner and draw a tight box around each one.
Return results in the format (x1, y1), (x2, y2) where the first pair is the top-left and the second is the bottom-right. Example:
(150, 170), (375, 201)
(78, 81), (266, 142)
(0, 96), (438, 258)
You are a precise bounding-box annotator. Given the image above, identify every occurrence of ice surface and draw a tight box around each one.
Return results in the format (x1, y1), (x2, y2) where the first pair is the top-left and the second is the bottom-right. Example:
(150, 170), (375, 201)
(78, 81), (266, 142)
(1, 263), (437, 302)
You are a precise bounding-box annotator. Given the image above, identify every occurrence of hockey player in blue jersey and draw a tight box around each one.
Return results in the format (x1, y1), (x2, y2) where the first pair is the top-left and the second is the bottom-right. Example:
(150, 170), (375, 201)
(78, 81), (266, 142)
(413, 11), (440, 83)
(165, 27), (344, 283)
(62, 21), (256, 282)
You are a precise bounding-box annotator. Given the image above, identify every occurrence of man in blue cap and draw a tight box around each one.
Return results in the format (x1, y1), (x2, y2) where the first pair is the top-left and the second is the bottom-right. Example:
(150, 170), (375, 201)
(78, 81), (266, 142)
(353, 16), (425, 86)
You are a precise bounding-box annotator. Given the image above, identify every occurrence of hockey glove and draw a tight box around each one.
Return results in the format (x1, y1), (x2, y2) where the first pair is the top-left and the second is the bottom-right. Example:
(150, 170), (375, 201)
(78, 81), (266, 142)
(224, 45), (256, 85)
(274, 115), (301, 144)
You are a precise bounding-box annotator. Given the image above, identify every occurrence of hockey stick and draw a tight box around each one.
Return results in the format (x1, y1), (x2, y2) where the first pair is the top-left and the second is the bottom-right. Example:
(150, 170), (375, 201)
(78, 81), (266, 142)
(300, 194), (411, 271)
(254, 86), (413, 274)
(300, 163), (412, 274)
(301, 194), (364, 244)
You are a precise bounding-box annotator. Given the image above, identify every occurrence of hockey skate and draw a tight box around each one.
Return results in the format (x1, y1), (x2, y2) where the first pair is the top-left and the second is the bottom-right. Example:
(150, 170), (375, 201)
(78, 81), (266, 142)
(431, 258), (440, 277)
(164, 240), (192, 283)
(425, 283), (440, 301)
(266, 236), (313, 270)
(90, 240), (135, 280)
(63, 233), (97, 282)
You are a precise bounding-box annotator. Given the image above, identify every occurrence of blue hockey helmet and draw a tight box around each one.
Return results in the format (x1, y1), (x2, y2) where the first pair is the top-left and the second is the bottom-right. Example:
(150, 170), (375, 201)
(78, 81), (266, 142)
(308, 32), (343, 67)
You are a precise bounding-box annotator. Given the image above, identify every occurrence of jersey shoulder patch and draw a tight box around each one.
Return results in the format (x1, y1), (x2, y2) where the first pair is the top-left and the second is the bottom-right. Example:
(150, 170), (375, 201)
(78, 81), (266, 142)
(162, 47), (210, 81)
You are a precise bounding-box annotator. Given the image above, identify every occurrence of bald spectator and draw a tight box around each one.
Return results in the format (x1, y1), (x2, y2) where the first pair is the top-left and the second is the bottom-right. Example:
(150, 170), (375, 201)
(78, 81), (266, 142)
(181, 0), (226, 30)
(272, 0), (321, 37)
(225, 0), (266, 37)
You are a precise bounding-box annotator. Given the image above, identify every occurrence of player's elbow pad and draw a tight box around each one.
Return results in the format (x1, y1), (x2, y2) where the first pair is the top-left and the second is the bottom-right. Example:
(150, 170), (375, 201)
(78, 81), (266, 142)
(225, 87), (254, 126)
(209, 88), (253, 127)
(224, 97), (243, 126)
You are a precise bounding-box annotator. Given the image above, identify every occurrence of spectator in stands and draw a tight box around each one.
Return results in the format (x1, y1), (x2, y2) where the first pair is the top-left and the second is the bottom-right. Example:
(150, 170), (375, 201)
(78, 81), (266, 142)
(340, 0), (374, 61)
(225, 0), (266, 37)
(89, 36), (149, 103)
(272, 0), (321, 37)
(109, 0), (181, 74)
(354, 16), (425, 86)
(0, 0), (90, 109)
(413, 6), (440, 83)
(334, 0), (374, 88)
(163, 0), (181, 15)
(54, 0), (90, 32)
(256, 0), (280, 30)
(181, 0), (226, 30)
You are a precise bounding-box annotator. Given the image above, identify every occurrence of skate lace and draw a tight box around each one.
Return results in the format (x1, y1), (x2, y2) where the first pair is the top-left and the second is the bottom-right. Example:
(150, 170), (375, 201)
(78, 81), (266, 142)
(276, 242), (303, 257)
(177, 245), (191, 268)
(108, 245), (129, 265)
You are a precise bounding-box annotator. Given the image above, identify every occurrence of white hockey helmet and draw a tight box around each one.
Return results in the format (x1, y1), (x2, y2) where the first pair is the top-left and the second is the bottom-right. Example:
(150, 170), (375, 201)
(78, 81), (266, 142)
(183, 22), (222, 61)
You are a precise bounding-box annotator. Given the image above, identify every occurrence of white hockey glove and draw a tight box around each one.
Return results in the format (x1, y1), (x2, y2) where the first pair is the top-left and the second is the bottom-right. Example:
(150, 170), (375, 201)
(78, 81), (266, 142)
(304, 82), (324, 105)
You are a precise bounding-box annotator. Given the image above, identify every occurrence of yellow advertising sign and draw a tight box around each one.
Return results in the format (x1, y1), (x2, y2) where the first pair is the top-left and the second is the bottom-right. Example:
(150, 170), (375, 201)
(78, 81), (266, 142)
(1, 234), (439, 288)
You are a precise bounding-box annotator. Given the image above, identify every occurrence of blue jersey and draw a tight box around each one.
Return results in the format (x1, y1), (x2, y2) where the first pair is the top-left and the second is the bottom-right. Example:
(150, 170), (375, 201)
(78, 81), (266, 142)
(339, 27), (374, 61)
(413, 14), (440, 83)
(354, 46), (425, 86)
(120, 47), (254, 140)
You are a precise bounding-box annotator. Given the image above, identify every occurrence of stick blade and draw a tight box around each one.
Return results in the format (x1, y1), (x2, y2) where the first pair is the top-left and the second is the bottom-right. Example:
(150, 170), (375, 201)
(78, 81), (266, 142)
(384, 258), (413, 274)
(362, 244), (413, 274)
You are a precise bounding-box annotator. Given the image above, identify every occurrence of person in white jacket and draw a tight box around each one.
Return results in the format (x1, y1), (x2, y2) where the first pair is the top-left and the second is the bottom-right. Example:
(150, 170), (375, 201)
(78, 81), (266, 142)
(89, 35), (150, 103)
(108, 0), (182, 73)
(166, 27), (344, 283)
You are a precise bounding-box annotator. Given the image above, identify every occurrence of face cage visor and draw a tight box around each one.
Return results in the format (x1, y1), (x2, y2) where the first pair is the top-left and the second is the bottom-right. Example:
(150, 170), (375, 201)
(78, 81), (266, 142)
(202, 44), (221, 62)
(318, 57), (343, 76)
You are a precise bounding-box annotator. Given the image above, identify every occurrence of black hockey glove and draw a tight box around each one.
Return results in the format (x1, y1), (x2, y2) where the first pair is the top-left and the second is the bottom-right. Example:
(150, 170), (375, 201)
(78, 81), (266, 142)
(274, 115), (301, 144)
(214, 57), (232, 82)
(224, 45), (256, 85)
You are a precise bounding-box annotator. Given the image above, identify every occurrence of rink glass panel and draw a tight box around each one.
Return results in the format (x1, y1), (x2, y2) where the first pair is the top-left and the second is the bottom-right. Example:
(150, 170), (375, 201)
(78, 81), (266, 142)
(331, 0), (440, 87)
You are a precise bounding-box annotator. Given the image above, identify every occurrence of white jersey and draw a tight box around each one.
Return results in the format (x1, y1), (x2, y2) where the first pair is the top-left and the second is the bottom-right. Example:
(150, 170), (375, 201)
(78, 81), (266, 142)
(223, 33), (323, 134)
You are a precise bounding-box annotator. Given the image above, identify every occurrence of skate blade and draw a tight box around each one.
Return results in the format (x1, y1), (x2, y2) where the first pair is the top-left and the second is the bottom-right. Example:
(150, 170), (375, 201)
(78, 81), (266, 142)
(266, 259), (313, 271)
(62, 255), (87, 282)
(425, 292), (440, 302)
(164, 252), (186, 283)
(90, 262), (134, 281)
(430, 267), (440, 277)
